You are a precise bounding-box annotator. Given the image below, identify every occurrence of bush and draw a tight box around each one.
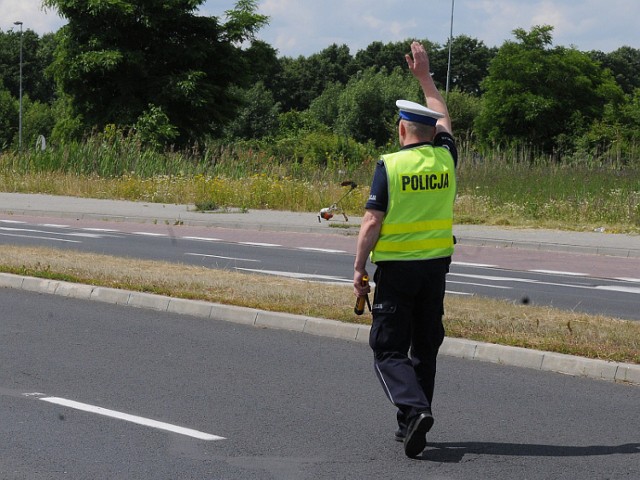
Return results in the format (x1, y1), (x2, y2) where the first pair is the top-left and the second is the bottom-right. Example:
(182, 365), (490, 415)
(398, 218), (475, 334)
(133, 104), (179, 151)
(446, 89), (482, 141)
(22, 98), (55, 149)
(296, 131), (373, 170)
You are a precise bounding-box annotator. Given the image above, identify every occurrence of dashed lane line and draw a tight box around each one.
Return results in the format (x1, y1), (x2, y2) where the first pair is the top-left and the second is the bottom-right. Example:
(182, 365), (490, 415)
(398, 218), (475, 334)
(238, 242), (282, 247)
(452, 261), (498, 268)
(36, 395), (224, 441)
(298, 247), (348, 254)
(235, 267), (351, 283)
(185, 252), (260, 262)
(0, 232), (81, 243)
(530, 269), (589, 276)
(181, 236), (222, 242)
(132, 232), (168, 237)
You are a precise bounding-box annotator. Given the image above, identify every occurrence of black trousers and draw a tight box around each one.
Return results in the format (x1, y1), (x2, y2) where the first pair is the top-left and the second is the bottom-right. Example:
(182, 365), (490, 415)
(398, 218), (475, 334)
(369, 257), (450, 429)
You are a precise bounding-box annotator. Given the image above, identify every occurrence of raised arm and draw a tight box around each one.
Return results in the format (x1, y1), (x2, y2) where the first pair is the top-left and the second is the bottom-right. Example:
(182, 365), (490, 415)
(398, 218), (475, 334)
(405, 41), (452, 135)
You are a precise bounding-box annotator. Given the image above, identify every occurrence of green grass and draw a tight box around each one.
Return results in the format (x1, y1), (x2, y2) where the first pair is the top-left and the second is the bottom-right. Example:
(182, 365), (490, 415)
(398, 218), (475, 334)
(456, 156), (640, 232)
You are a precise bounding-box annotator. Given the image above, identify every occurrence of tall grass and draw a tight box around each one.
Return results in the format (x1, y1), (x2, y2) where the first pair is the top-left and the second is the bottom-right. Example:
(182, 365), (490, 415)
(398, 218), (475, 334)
(1, 133), (639, 232)
(455, 142), (640, 232)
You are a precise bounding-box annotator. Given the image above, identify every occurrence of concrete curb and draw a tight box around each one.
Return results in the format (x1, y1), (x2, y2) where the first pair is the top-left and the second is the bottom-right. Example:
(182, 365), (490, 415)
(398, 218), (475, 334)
(438, 338), (640, 386)
(2, 272), (638, 387)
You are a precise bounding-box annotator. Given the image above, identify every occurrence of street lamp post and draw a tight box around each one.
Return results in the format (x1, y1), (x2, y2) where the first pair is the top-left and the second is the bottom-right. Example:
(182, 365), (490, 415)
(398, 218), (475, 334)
(14, 21), (23, 151)
(445, 0), (455, 100)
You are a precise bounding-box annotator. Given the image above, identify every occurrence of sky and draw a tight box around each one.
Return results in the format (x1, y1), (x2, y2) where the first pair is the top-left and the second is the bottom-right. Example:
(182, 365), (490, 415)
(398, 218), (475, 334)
(2, 0), (638, 58)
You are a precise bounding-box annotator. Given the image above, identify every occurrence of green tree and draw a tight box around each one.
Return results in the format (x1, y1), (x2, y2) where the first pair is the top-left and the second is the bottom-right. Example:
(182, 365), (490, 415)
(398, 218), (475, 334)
(348, 36), (493, 95)
(224, 82), (280, 140)
(0, 83), (18, 149)
(273, 44), (353, 112)
(243, 39), (282, 91)
(432, 35), (497, 96)
(43, 0), (268, 144)
(0, 28), (56, 105)
(476, 26), (624, 153)
(351, 40), (416, 74)
(308, 81), (344, 130)
(619, 89), (640, 129)
(577, 88), (640, 164)
(335, 67), (416, 146)
(50, 92), (84, 144)
(591, 46), (640, 95)
(35, 33), (58, 104)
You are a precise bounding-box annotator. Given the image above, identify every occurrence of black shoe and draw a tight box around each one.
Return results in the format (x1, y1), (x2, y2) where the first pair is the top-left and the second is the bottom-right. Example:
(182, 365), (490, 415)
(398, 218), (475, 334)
(404, 411), (434, 458)
(394, 428), (406, 442)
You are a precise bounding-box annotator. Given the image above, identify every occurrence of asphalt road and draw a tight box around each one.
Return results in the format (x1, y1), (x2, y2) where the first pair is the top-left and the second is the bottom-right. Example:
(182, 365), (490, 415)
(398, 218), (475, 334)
(1, 288), (638, 479)
(2, 216), (640, 320)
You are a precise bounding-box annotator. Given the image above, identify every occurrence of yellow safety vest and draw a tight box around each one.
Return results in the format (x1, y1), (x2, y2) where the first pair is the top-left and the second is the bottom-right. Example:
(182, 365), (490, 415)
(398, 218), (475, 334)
(371, 145), (456, 263)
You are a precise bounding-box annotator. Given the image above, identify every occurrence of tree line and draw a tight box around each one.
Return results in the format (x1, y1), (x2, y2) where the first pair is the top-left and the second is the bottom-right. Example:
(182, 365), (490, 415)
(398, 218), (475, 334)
(1, 0), (639, 164)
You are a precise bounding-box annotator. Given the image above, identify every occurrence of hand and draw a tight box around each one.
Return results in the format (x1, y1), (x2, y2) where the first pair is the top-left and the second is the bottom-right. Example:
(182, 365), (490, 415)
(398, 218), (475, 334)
(405, 41), (431, 81)
(353, 270), (370, 297)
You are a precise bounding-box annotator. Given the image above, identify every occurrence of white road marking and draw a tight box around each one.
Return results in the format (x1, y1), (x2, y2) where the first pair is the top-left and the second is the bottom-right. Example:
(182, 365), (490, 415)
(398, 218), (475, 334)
(452, 261), (497, 268)
(447, 280), (512, 290)
(81, 228), (121, 233)
(530, 269), (588, 276)
(132, 232), (168, 237)
(0, 220), (26, 224)
(1, 225), (117, 241)
(449, 273), (539, 284)
(298, 247), (348, 254)
(38, 223), (70, 228)
(595, 285), (640, 294)
(185, 252), (260, 262)
(236, 268), (350, 283)
(1, 226), (103, 240)
(451, 271), (640, 295)
(0, 227), (54, 234)
(238, 242), (282, 247)
(616, 277), (640, 283)
(66, 233), (107, 238)
(39, 397), (224, 441)
(0, 232), (81, 243)
(181, 236), (222, 242)
(446, 290), (474, 296)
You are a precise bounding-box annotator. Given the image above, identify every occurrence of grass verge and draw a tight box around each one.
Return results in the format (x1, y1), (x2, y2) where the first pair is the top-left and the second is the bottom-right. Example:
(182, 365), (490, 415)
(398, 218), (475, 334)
(1, 245), (638, 365)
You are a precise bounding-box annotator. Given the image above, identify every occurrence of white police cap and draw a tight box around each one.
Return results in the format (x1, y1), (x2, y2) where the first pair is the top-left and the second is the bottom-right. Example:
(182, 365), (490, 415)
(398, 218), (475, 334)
(396, 99), (444, 126)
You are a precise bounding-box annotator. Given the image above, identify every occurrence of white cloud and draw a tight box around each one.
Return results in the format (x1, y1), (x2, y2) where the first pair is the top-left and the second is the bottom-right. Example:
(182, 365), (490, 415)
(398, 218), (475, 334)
(463, 0), (638, 52)
(2, 0), (637, 55)
(362, 14), (385, 30)
(1, 0), (64, 34)
(531, 1), (565, 30)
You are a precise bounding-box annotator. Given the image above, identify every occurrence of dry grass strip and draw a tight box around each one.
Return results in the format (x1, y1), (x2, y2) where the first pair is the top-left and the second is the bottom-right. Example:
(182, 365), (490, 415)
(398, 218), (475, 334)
(1, 245), (638, 364)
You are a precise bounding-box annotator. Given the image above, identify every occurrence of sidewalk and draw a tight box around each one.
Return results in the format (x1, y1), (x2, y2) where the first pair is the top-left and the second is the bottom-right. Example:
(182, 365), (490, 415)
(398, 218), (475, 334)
(1, 192), (639, 386)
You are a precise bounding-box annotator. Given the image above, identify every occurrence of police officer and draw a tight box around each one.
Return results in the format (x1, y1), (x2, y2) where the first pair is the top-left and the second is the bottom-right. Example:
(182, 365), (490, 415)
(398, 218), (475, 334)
(353, 41), (457, 459)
